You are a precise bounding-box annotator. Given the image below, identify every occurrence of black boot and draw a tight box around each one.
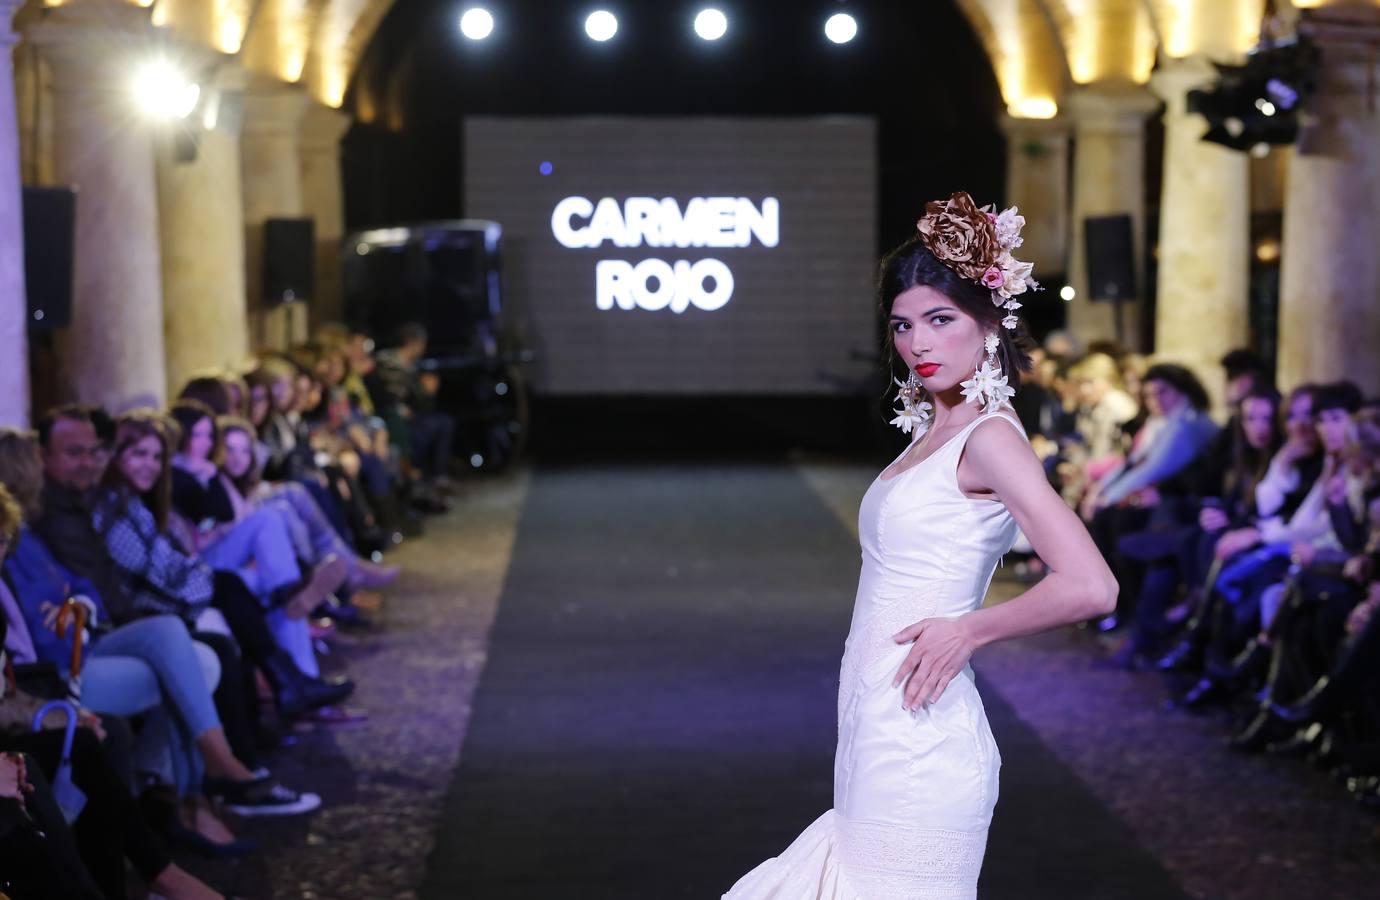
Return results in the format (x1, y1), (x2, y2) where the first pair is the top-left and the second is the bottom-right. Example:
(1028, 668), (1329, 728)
(1227, 707), (1293, 753)
(1209, 637), (1270, 682)
(261, 650), (355, 719)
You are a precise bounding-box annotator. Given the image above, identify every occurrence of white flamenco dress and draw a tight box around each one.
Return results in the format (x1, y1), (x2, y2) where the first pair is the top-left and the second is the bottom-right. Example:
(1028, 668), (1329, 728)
(725, 411), (1025, 900)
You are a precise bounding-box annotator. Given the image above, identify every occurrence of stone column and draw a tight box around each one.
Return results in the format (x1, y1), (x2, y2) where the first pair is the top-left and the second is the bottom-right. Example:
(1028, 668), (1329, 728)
(27, 0), (166, 410)
(157, 63), (251, 394)
(0, 0), (29, 426)
(1278, 9), (1380, 394)
(1065, 80), (1159, 351)
(999, 114), (1071, 280)
(241, 81), (308, 350)
(1150, 56), (1251, 409)
(300, 104), (352, 327)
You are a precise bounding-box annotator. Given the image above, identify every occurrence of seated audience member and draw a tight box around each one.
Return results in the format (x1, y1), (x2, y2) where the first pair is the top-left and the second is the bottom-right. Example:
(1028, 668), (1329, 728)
(98, 411), (350, 713)
(1228, 406), (1380, 758)
(1172, 382), (1361, 708)
(216, 416), (398, 592)
(1070, 352), (1139, 466)
(2, 485), (227, 897)
(1082, 364), (1219, 630)
(369, 322), (455, 510)
(1104, 384), (1284, 666)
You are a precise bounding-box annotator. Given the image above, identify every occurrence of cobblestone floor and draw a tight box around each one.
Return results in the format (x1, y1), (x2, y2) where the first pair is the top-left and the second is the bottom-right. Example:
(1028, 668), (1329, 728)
(182, 470), (528, 899)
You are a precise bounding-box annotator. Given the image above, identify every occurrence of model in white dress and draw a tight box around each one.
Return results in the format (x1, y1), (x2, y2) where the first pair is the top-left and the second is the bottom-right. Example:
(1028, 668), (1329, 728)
(725, 409), (1026, 900)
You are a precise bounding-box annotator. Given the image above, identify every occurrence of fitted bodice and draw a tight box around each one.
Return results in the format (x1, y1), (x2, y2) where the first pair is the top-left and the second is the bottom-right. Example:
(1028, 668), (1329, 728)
(856, 411), (1024, 621)
(839, 411), (1026, 726)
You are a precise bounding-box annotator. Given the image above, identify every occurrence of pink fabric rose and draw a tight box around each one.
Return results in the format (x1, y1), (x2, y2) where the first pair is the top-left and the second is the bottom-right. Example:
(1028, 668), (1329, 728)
(981, 266), (1004, 289)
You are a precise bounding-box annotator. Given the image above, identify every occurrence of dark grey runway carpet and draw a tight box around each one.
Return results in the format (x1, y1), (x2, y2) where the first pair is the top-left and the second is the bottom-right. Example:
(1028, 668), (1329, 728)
(421, 465), (1190, 899)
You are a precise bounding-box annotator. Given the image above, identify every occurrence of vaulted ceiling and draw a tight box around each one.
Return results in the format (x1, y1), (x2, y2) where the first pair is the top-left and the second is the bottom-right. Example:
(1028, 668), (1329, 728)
(41, 0), (1370, 115)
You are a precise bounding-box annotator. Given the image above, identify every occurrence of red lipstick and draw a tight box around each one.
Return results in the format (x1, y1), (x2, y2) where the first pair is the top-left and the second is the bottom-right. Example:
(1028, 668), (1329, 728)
(915, 363), (941, 378)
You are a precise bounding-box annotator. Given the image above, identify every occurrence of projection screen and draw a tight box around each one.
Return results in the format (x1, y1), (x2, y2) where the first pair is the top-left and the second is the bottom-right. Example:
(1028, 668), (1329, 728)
(464, 116), (878, 395)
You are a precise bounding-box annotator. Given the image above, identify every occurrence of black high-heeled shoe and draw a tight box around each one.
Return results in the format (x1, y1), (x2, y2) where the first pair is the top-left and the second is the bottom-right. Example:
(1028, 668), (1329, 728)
(1169, 675), (1226, 710)
(1208, 637), (1270, 682)
(165, 822), (260, 858)
(1227, 708), (1292, 753)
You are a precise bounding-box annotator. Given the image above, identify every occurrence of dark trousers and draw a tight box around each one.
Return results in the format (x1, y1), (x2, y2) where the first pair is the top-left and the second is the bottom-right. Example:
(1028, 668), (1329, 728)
(2, 728), (171, 897)
(208, 570), (278, 765)
(1090, 504), (1154, 619)
(411, 411), (456, 481)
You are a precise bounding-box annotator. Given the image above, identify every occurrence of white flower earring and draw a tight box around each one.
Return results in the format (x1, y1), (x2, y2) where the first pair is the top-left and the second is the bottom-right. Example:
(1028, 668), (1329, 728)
(960, 332), (1016, 414)
(890, 372), (933, 437)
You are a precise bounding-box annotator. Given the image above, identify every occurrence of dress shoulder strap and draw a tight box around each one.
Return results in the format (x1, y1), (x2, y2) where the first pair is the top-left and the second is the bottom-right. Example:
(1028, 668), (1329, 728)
(950, 408), (1026, 448)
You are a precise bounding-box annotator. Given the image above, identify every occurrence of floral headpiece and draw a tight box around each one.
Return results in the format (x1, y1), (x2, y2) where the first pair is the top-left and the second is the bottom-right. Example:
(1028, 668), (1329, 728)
(915, 191), (1038, 332)
(890, 192), (1038, 434)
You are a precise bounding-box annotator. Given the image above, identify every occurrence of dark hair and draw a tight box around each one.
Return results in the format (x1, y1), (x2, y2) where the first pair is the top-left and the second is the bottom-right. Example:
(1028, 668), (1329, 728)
(215, 416), (261, 496)
(1142, 363), (1210, 412)
(1219, 348), (1269, 381)
(177, 376), (232, 416)
(1233, 384), (1284, 509)
(1313, 380), (1362, 415)
(397, 321), (428, 347)
(37, 403), (101, 449)
(103, 410), (174, 531)
(877, 238), (1034, 392)
(168, 400), (217, 453)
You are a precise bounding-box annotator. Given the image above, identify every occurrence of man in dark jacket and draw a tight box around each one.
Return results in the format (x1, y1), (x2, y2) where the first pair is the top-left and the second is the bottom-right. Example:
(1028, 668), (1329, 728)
(30, 406), (135, 626)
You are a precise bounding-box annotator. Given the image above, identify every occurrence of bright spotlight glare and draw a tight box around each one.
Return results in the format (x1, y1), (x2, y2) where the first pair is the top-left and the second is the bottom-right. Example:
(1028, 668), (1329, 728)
(459, 7), (494, 40)
(1059, 285), (1076, 302)
(694, 8), (727, 41)
(585, 10), (618, 42)
(133, 60), (200, 119)
(824, 13), (857, 44)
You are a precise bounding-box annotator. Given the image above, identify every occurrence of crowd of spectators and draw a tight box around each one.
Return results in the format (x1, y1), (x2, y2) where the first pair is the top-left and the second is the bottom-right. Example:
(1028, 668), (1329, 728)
(1011, 336), (1380, 809)
(0, 322), (455, 898)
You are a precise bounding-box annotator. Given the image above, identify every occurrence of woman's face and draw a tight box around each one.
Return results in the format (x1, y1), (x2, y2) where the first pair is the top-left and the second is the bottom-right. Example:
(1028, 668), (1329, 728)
(269, 376), (294, 412)
(184, 416), (214, 461)
(225, 382), (244, 413)
(119, 434), (163, 494)
(1317, 408), (1352, 454)
(889, 285), (988, 398)
(1143, 379), (1184, 417)
(1286, 393), (1318, 448)
(1240, 397), (1276, 450)
(221, 430), (254, 480)
(301, 378), (323, 413)
(294, 375), (317, 413)
(249, 385), (270, 425)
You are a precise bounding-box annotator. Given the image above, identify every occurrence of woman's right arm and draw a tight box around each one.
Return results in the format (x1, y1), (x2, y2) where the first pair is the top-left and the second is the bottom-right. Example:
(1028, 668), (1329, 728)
(101, 503), (212, 618)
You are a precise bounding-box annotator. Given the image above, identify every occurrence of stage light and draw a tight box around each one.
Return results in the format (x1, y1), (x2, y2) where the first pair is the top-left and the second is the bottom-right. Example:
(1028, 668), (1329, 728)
(133, 60), (200, 119)
(1059, 285), (1076, 302)
(459, 7), (494, 41)
(694, 8), (727, 41)
(539, 161), (553, 175)
(585, 10), (617, 42)
(824, 13), (857, 44)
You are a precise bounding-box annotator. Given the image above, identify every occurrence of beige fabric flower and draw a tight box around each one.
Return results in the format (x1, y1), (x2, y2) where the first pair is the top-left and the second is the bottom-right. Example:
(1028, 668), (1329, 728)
(915, 192), (1000, 281)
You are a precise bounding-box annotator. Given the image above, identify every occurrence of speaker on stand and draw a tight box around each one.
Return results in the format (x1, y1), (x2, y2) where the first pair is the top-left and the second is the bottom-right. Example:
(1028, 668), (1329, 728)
(1083, 214), (1136, 347)
(261, 217), (315, 347)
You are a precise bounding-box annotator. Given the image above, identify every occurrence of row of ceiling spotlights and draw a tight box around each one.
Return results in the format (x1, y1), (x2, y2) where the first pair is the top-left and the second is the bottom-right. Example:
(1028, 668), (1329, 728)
(458, 7), (860, 44)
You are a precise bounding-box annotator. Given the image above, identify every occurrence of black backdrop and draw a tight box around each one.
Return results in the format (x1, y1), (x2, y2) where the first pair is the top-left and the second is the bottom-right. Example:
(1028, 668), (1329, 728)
(342, 0), (1005, 256)
(340, 0), (1007, 455)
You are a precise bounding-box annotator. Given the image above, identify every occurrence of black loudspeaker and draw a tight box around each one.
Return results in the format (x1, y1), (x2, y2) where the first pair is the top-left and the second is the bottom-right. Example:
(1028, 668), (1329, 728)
(263, 218), (315, 304)
(22, 186), (76, 331)
(1083, 214), (1135, 302)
